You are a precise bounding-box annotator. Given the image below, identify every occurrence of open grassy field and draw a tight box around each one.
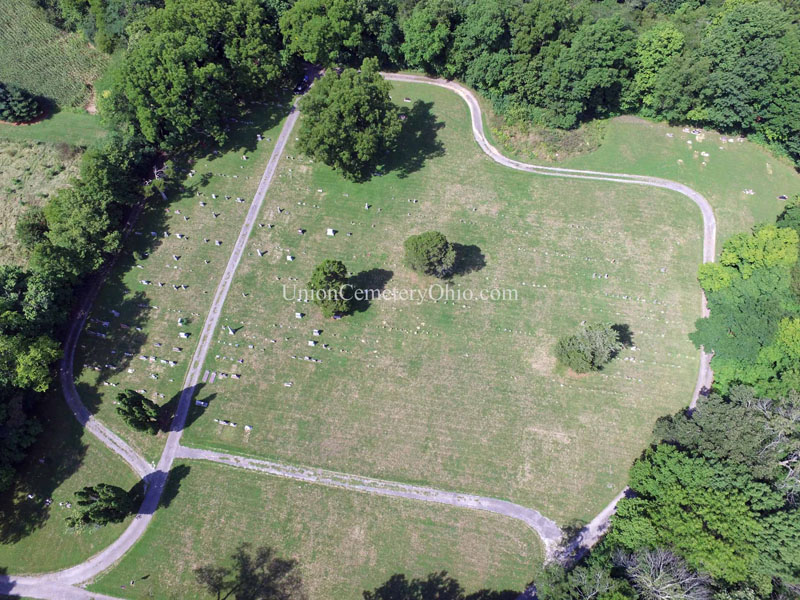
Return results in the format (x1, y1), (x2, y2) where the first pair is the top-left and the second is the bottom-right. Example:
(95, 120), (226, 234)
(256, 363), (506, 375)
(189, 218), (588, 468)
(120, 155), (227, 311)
(0, 1), (109, 109)
(0, 389), (139, 574)
(178, 81), (702, 525)
(73, 102), (291, 464)
(482, 104), (800, 245)
(0, 112), (106, 147)
(0, 139), (83, 266)
(88, 461), (544, 599)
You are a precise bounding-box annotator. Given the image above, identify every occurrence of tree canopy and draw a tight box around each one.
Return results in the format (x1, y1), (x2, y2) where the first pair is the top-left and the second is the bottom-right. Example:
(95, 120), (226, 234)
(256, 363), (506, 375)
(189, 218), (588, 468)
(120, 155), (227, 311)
(116, 389), (161, 433)
(0, 82), (40, 123)
(403, 231), (456, 278)
(554, 323), (623, 373)
(69, 483), (136, 527)
(297, 57), (401, 181)
(308, 259), (352, 318)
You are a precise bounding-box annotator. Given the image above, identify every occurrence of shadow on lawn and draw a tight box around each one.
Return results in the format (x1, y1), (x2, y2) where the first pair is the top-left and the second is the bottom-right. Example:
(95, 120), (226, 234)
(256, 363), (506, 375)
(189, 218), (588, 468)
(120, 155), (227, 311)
(0, 566), (21, 598)
(384, 100), (445, 179)
(450, 243), (486, 277)
(350, 268), (394, 313)
(363, 571), (520, 600)
(0, 391), (89, 544)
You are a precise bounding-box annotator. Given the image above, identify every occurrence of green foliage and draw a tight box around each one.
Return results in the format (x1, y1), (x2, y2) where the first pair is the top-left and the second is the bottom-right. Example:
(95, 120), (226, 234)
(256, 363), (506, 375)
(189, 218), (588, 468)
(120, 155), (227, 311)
(308, 259), (352, 318)
(297, 57), (401, 181)
(719, 225), (798, 279)
(116, 389), (160, 433)
(0, 389), (42, 492)
(633, 23), (684, 113)
(0, 82), (40, 123)
(15, 207), (48, 252)
(69, 483), (135, 526)
(116, 0), (286, 150)
(401, 0), (458, 76)
(0, 333), (61, 393)
(554, 323), (623, 373)
(403, 231), (455, 278)
(279, 0), (361, 66)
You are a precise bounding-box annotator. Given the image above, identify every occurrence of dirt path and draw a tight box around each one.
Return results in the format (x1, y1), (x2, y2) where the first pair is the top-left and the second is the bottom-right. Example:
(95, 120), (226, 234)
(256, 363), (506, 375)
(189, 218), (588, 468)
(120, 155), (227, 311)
(1, 75), (719, 599)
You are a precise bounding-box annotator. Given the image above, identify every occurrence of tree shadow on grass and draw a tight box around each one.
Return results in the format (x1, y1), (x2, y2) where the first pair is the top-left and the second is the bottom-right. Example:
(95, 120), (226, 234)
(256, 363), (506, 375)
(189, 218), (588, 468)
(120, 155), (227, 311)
(349, 268), (394, 313)
(155, 464), (191, 510)
(450, 243), (486, 277)
(159, 383), (215, 432)
(384, 100), (445, 179)
(0, 566), (21, 598)
(363, 571), (519, 600)
(611, 323), (634, 348)
(0, 390), (88, 544)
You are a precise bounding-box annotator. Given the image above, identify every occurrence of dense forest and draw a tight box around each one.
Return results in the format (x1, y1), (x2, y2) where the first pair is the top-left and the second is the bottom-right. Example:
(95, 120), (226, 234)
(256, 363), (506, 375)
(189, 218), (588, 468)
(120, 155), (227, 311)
(2, 0), (799, 596)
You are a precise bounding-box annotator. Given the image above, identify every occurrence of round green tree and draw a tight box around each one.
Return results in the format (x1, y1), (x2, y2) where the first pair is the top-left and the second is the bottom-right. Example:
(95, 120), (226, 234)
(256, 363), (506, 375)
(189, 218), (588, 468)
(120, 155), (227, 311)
(297, 57), (401, 181)
(0, 83), (40, 123)
(555, 323), (622, 373)
(308, 259), (352, 318)
(403, 231), (456, 278)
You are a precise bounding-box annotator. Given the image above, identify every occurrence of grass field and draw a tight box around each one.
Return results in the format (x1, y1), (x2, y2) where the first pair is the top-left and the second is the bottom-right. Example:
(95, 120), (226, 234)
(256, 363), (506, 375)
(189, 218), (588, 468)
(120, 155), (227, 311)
(73, 101), (291, 464)
(0, 390), (138, 574)
(0, 1), (109, 109)
(176, 81), (702, 525)
(0, 139), (83, 266)
(0, 112), (106, 147)
(482, 105), (800, 244)
(88, 461), (543, 599)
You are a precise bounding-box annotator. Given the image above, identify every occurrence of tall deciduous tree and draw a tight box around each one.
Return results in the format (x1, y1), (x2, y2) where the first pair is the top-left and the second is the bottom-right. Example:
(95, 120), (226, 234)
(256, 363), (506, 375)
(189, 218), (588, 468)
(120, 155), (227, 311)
(297, 58), (401, 181)
(279, 0), (361, 66)
(308, 259), (351, 318)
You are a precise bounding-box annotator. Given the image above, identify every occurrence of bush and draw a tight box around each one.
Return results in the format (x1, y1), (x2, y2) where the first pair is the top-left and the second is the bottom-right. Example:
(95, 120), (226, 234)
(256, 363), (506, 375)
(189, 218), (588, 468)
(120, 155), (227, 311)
(555, 323), (622, 373)
(403, 231), (455, 278)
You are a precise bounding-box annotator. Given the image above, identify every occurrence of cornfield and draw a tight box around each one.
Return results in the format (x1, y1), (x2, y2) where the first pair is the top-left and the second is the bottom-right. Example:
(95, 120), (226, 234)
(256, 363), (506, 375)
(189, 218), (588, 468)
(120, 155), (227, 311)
(0, 1), (110, 109)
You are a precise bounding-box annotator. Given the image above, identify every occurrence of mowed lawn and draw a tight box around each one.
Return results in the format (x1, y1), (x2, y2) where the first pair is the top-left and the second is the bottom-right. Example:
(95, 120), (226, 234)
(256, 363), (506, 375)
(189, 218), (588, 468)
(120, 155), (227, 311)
(0, 138), (82, 266)
(0, 391), (138, 573)
(73, 101), (291, 464)
(89, 461), (544, 599)
(181, 81), (702, 524)
(0, 112), (107, 147)
(481, 102), (800, 245)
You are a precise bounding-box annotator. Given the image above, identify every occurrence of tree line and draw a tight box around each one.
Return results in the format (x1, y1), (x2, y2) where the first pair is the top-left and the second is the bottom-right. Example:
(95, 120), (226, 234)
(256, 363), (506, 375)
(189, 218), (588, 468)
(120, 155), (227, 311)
(34, 0), (800, 166)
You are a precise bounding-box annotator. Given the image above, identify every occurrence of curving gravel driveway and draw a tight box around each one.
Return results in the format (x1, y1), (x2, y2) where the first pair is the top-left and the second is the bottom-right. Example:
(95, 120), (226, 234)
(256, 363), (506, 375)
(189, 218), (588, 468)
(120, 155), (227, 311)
(1, 74), (717, 599)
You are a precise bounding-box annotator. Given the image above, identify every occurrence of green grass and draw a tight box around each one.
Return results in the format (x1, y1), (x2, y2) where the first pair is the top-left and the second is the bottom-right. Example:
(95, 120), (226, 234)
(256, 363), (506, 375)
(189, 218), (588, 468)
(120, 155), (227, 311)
(179, 81), (702, 524)
(482, 107), (800, 245)
(0, 111), (106, 147)
(0, 390), (139, 574)
(0, 1), (110, 109)
(0, 139), (83, 266)
(73, 101), (291, 464)
(88, 461), (544, 599)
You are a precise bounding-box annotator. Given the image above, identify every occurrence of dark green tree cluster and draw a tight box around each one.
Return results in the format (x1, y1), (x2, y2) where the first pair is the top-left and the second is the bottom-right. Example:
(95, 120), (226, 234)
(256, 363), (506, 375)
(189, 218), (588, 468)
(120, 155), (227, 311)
(403, 231), (455, 278)
(692, 203), (800, 397)
(0, 82), (40, 123)
(555, 323), (623, 373)
(277, 0), (800, 165)
(107, 0), (290, 150)
(308, 259), (352, 318)
(67, 483), (136, 527)
(116, 389), (160, 433)
(297, 58), (401, 181)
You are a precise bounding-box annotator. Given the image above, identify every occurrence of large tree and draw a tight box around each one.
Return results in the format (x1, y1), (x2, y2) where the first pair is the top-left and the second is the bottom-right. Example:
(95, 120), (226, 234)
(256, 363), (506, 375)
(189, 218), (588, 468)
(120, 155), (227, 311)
(116, 389), (160, 433)
(308, 259), (351, 318)
(403, 231), (456, 278)
(297, 57), (401, 181)
(116, 0), (286, 149)
(279, 0), (361, 66)
(554, 323), (622, 373)
(194, 543), (306, 600)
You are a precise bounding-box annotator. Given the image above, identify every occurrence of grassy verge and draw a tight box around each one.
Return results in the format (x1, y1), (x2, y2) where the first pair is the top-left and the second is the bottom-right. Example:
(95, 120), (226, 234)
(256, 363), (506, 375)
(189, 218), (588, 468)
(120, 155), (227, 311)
(88, 461), (543, 599)
(0, 112), (106, 147)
